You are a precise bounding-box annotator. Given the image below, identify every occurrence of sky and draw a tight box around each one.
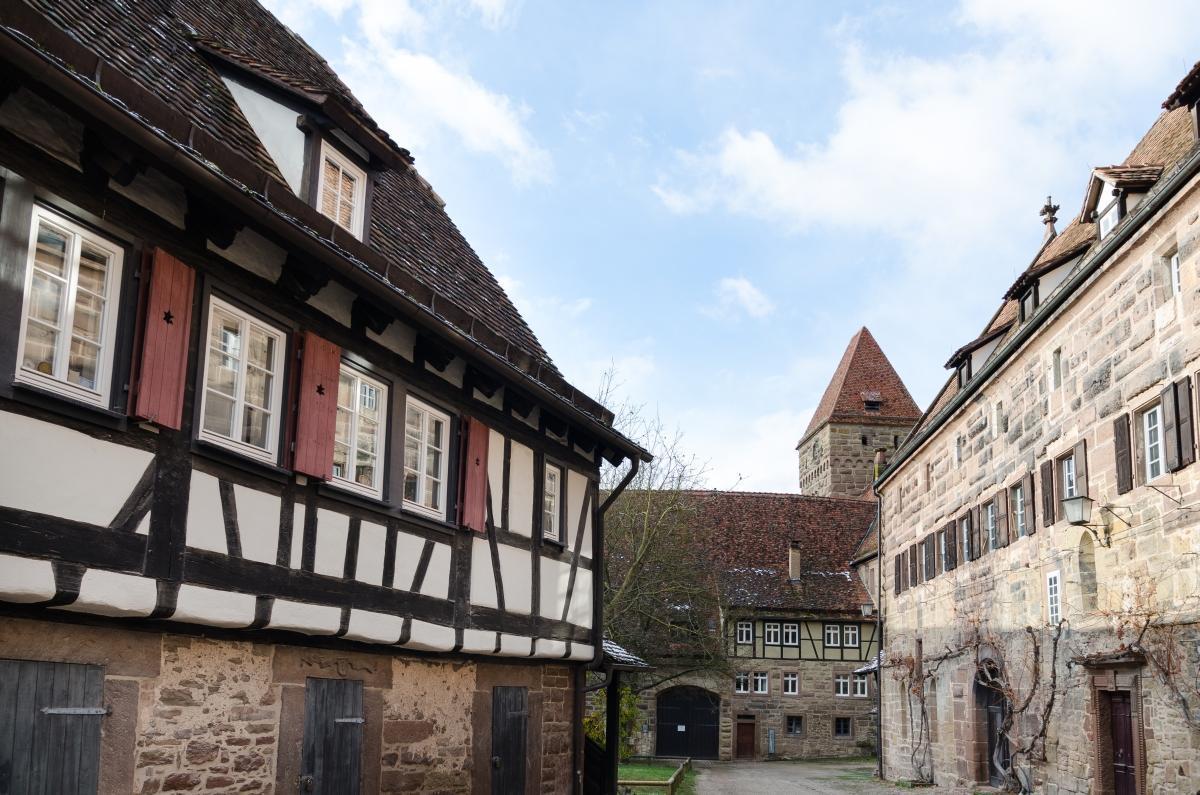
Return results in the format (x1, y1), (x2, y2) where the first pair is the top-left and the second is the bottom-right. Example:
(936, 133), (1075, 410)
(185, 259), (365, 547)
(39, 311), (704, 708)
(264, 0), (1200, 491)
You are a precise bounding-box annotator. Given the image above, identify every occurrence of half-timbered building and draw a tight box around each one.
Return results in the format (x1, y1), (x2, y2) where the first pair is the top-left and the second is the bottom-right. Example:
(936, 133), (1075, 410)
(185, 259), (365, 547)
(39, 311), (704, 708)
(0, 2), (647, 793)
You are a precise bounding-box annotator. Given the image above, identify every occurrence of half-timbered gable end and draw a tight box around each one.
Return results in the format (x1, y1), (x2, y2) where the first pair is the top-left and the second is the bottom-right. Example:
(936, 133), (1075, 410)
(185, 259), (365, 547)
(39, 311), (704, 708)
(0, 1), (647, 791)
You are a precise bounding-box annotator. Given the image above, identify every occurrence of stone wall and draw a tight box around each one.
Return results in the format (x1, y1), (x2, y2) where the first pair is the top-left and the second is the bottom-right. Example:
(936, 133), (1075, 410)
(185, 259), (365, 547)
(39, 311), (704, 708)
(799, 421), (913, 498)
(877, 174), (1200, 791)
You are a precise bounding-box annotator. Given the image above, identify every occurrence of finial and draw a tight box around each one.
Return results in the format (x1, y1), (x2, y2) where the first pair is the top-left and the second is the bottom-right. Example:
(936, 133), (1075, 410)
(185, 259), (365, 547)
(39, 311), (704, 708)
(1040, 195), (1060, 241)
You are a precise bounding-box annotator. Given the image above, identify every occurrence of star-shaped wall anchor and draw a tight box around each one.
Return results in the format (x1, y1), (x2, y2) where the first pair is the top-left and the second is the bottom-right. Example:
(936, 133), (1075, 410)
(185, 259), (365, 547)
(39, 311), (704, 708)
(316, 383), (326, 396)
(163, 309), (174, 325)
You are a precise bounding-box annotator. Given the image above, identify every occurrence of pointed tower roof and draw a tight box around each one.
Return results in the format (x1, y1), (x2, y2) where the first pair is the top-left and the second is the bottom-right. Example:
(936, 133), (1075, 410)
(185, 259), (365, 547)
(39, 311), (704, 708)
(799, 327), (921, 444)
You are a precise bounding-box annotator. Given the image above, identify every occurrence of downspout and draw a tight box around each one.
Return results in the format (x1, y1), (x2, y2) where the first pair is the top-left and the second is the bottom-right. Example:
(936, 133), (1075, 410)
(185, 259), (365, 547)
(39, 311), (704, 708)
(873, 454), (885, 781)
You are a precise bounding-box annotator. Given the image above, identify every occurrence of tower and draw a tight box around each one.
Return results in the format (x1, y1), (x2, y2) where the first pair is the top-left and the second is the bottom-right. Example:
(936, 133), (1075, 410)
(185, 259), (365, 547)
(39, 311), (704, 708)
(797, 327), (921, 498)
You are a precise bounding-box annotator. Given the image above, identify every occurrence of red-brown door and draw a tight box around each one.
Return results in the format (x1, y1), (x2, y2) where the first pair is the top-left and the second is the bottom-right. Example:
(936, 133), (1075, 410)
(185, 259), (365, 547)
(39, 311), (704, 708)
(735, 720), (755, 759)
(1109, 691), (1135, 795)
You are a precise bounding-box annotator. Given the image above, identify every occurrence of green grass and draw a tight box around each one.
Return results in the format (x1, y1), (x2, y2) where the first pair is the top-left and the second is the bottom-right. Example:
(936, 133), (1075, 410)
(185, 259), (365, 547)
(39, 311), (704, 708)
(617, 761), (697, 795)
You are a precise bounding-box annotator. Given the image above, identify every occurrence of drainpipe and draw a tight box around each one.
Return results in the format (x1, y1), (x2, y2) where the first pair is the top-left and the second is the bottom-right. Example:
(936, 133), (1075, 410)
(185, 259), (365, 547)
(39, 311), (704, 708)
(873, 451), (886, 782)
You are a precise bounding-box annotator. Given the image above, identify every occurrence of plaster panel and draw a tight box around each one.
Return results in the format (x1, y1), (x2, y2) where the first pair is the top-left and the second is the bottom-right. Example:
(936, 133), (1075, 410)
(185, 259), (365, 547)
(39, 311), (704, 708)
(568, 644), (594, 662)
(344, 609), (404, 644)
(470, 537), (498, 608)
(487, 429), (505, 524)
(405, 619), (455, 652)
(567, 568), (593, 628)
(171, 584), (256, 628)
(0, 553), (55, 603)
(499, 634), (533, 657)
(313, 509), (349, 577)
(567, 469), (592, 558)
(460, 629), (496, 654)
(508, 441), (534, 536)
(269, 599), (341, 635)
(497, 543), (532, 615)
(289, 501), (306, 568)
(60, 570), (157, 617)
(539, 557), (573, 620)
(186, 470), (227, 554)
(392, 530), (425, 591)
(420, 542), (452, 600)
(212, 228), (285, 283)
(535, 638), (567, 658)
(233, 484), (281, 564)
(355, 521), (387, 585)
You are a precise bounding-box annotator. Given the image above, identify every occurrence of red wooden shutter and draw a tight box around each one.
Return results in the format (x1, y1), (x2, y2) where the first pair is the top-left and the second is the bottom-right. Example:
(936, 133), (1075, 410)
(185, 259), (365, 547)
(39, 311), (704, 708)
(1174, 378), (1195, 470)
(133, 248), (195, 429)
(460, 417), (491, 533)
(1074, 439), (1089, 498)
(293, 332), (341, 480)
(1114, 414), (1133, 494)
(1040, 460), (1055, 528)
(1022, 472), (1036, 536)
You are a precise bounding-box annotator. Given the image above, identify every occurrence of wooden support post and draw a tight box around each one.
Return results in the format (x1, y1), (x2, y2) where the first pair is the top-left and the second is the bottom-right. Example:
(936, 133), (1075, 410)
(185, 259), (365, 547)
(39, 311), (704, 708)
(605, 670), (621, 795)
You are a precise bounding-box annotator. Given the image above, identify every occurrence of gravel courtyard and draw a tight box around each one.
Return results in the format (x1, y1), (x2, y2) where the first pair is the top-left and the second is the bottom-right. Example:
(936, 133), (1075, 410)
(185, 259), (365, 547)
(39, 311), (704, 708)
(692, 759), (915, 794)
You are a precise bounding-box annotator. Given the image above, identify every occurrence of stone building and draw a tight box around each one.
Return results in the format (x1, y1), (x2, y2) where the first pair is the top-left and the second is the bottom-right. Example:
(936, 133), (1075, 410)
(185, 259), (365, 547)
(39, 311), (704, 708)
(873, 63), (1200, 792)
(797, 327), (922, 498)
(0, 2), (647, 793)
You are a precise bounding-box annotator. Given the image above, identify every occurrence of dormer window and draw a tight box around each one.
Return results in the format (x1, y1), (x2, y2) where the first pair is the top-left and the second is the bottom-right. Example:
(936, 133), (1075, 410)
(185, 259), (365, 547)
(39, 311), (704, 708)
(956, 359), (971, 388)
(1096, 188), (1122, 239)
(862, 390), (882, 411)
(1019, 284), (1039, 322)
(318, 140), (367, 238)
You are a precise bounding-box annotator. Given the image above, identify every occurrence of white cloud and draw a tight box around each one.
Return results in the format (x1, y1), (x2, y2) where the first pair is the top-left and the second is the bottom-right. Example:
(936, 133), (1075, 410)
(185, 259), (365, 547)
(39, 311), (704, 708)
(682, 407), (813, 492)
(707, 276), (775, 319)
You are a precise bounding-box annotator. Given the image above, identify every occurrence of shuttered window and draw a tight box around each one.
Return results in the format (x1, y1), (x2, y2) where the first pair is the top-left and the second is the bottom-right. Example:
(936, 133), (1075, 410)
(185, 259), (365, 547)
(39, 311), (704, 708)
(908, 545), (918, 587)
(331, 365), (387, 498)
(1040, 460), (1055, 528)
(404, 397), (451, 520)
(293, 332), (340, 480)
(995, 489), (1010, 548)
(1114, 412), (1134, 494)
(943, 521), (957, 570)
(922, 533), (936, 580)
(318, 142), (367, 238)
(1161, 377), (1196, 473)
(16, 206), (125, 407)
(894, 555), (903, 595)
(1142, 403), (1164, 481)
(1022, 472), (1036, 535)
(959, 515), (971, 563)
(459, 417), (490, 533)
(133, 248), (195, 429)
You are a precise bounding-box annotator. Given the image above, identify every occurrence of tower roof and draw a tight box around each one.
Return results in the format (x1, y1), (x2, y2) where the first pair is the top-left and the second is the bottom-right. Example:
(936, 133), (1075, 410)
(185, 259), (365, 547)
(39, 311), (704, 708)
(799, 327), (921, 444)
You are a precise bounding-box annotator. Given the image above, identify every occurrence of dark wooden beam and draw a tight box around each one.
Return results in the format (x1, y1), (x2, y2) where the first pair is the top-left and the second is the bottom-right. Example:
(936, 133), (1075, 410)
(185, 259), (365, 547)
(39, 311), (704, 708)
(414, 333), (454, 372)
(350, 296), (392, 336)
(184, 191), (244, 250)
(465, 365), (501, 398)
(275, 254), (330, 303)
(80, 128), (144, 188)
(504, 389), (535, 420)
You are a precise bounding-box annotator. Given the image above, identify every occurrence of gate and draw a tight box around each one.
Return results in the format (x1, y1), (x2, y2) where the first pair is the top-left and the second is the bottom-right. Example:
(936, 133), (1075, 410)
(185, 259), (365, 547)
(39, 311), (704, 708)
(491, 686), (528, 795)
(300, 677), (363, 794)
(655, 686), (719, 759)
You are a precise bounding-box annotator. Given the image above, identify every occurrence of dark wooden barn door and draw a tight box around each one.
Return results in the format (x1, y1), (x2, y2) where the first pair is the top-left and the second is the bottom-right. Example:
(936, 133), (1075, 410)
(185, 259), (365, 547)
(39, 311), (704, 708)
(0, 659), (105, 795)
(655, 687), (720, 759)
(1109, 691), (1136, 795)
(491, 686), (528, 795)
(735, 719), (756, 759)
(300, 678), (363, 795)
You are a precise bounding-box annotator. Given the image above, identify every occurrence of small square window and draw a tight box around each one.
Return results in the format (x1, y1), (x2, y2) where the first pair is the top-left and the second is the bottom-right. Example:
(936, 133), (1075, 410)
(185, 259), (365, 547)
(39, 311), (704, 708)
(782, 623), (799, 646)
(764, 623), (780, 646)
(834, 675), (850, 697)
(542, 463), (564, 542)
(842, 624), (859, 648)
(753, 672), (769, 694)
(403, 397), (452, 520)
(786, 716), (803, 735)
(824, 624), (841, 648)
(735, 672), (749, 694)
(735, 621), (753, 645)
(318, 141), (367, 239)
(834, 717), (852, 738)
(783, 673), (798, 695)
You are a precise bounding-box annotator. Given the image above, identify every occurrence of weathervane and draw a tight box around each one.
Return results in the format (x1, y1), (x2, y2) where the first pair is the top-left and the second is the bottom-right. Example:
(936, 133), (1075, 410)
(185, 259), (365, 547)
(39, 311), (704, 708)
(1040, 195), (1060, 241)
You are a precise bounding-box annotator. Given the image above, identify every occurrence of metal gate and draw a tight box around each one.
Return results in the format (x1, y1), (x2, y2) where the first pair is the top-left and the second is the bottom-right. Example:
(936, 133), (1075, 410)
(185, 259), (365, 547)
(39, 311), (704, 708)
(655, 686), (720, 759)
(491, 686), (528, 795)
(300, 677), (364, 794)
(0, 659), (105, 795)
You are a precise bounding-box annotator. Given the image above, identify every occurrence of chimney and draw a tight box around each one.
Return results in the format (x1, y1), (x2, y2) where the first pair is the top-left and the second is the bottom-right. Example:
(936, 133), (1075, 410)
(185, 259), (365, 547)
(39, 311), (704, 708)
(789, 543), (801, 580)
(1039, 195), (1060, 242)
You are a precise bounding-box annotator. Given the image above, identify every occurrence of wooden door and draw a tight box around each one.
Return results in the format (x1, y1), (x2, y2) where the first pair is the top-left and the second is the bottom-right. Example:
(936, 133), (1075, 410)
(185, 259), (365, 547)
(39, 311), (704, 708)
(655, 687), (720, 759)
(491, 686), (528, 795)
(300, 678), (363, 795)
(985, 689), (1010, 787)
(1109, 691), (1136, 795)
(0, 659), (105, 795)
(735, 720), (756, 759)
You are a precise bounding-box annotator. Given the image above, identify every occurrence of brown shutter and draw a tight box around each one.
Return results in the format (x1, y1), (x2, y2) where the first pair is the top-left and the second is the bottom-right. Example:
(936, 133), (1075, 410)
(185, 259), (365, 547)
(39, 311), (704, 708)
(1040, 460), (1055, 528)
(996, 489), (1009, 548)
(970, 505), (981, 561)
(944, 522), (957, 570)
(1023, 472), (1036, 536)
(923, 533), (935, 580)
(132, 248), (195, 429)
(908, 545), (918, 587)
(460, 417), (491, 533)
(1074, 439), (1089, 498)
(293, 332), (341, 480)
(1162, 382), (1180, 472)
(894, 554), (903, 594)
(1114, 414), (1133, 494)
(1175, 378), (1195, 470)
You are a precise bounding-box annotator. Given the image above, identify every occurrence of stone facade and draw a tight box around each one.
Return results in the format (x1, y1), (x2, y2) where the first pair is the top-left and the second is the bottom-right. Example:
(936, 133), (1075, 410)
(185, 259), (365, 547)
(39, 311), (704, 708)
(0, 617), (579, 794)
(876, 120), (1200, 790)
(798, 421), (914, 498)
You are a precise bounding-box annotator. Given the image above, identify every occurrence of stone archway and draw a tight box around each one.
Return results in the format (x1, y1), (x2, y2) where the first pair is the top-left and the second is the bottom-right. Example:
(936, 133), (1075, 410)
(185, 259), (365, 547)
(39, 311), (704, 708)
(655, 686), (720, 759)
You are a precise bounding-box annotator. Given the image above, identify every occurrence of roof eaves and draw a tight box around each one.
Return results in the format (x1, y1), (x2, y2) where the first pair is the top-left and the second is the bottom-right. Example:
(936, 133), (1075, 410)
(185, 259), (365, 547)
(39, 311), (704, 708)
(943, 321), (1014, 369)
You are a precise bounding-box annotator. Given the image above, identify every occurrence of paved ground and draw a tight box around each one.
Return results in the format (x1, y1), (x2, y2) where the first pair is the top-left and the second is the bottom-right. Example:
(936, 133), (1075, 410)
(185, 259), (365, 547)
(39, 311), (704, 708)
(693, 758), (914, 794)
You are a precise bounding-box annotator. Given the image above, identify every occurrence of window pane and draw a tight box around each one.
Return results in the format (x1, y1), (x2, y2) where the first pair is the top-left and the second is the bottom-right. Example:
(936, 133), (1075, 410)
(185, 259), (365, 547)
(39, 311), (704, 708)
(338, 371), (355, 409)
(332, 441), (349, 479)
(77, 244), (109, 296)
(247, 328), (275, 372)
(425, 447), (441, 480)
(33, 224), (68, 277)
(203, 391), (235, 437)
(429, 417), (444, 449)
(335, 407), (352, 447)
(404, 471), (418, 502)
(321, 160), (341, 218)
(67, 338), (99, 389)
(404, 435), (419, 472)
(355, 450), (375, 487)
(244, 366), (272, 410)
(211, 311), (242, 357)
(424, 476), (440, 510)
(28, 272), (64, 325)
(206, 352), (239, 397)
(359, 382), (378, 420)
(357, 418), (378, 455)
(21, 321), (58, 374)
(241, 405), (270, 449)
(71, 290), (104, 342)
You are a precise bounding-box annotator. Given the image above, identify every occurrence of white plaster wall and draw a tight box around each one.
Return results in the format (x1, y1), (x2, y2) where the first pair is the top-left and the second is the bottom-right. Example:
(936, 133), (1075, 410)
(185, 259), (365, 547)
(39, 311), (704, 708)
(313, 509), (349, 577)
(233, 484), (280, 564)
(499, 634), (533, 657)
(539, 558), (573, 620)
(112, 167), (186, 229)
(392, 531), (426, 591)
(0, 553), (55, 603)
(344, 610), (404, 644)
(221, 75), (307, 192)
(289, 502), (306, 568)
(497, 544), (532, 614)
(212, 228), (285, 283)
(487, 429), (505, 524)
(535, 638), (567, 658)
(567, 469), (592, 558)
(405, 619), (455, 652)
(186, 470), (227, 554)
(421, 543), (452, 600)
(269, 600), (341, 635)
(567, 568), (593, 628)
(60, 570), (157, 618)
(355, 521), (387, 585)
(568, 644), (595, 662)
(0, 411), (153, 526)
(171, 584), (256, 628)
(366, 321), (415, 361)
(470, 537), (497, 608)
(306, 281), (355, 328)
(508, 441), (534, 536)
(461, 629), (496, 654)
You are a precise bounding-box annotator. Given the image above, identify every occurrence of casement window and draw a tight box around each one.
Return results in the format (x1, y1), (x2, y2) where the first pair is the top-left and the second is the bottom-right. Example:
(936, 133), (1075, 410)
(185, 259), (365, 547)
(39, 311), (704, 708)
(834, 675), (850, 697)
(331, 365), (387, 498)
(1051, 348), (1064, 390)
(1170, 251), (1183, 298)
(824, 624), (841, 648)
(199, 298), (286, 462)
(1047, 570), (1062, 624)
(842, 624), (860, 648)
(956, 360), (971, 388)
(16, 206), (125, 407)
(985, 502), (998, 550)
(1141, 403), (1164, 482)
(960, 515), (971, 562)
(542, 463), (564, 542)
(782, 623), (799, 646)
(1011, 482), (1027, 537)
(1060, 454), (1077, 499)
(317, 141), (367, 238)
(938, 530), (948, 571)
(403, 397), (451, 519)
(783, 673), (798, 695)
(735, 672), (750, 694)
(786, 715), (803, 735)
(735, 621), (753, 645)
(1097, 195), (1121, 238)
(764, 623), (781, 646)
(753, 672), (769, 694)
(834, 717), (852, 738)
(1019, 284), (1039, 322)
(853, 674), (869, 698)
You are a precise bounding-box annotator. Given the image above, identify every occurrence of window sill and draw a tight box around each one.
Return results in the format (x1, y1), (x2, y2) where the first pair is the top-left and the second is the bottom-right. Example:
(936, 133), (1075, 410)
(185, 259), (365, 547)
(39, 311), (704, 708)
(191, 439), (291, 484)
(6, 381), (128, 431)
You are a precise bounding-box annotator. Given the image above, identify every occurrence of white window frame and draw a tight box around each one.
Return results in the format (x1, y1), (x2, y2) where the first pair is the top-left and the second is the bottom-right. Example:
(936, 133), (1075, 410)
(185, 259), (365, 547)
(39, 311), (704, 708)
(1142, 403), (1163, 482)
(1170, 251), (1183, 298)
(735, 621), (753, 645)
(824, 624), (841, 648)
(834, 674), (850, 697)
(939, 531), (948, 570)
(542, 462), (564, 543)
(403, 396), (452, 520)
(330, 364), (388, 499)
(960, 516), (971, 561)
(1047, 570), (1062, 624)
(734, 672), (750, 694)
(842, 624), (860, 648)
(1061, 455), (1077, 499)
(764, 622), (781, 646)
(782, 623), (799, 646)
(853, 674), (869, 698)
(986, 502), (997, 550)
(1098, 200), (1120, 239)
(317, 140), (367, 239)
(197, 297), (286, 464)
(782, 672), (798, 695)
(752, 672), (769, 694)
(15, 206), (125, 407)
(1012, 483), (1026, 538)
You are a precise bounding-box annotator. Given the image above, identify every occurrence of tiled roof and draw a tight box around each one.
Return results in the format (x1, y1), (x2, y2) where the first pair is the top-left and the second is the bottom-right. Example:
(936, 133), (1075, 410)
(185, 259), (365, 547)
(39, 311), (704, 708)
(849, 519), (878, 563)
(1163, 59), (1200, 109)
(685, 491), (876, 614)
(1094, 164), (1163, 188)
(800, 327), (922, 443)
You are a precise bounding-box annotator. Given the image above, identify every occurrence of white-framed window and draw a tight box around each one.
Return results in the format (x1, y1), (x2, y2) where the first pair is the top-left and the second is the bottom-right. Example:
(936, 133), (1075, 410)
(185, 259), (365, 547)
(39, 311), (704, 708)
(198, 297), (285, 463)
(786, 715), (803, 734)
(318, 140), (367, 238)
(1012, 482), (1027, 538)
(834, 674), (850, 697)
(403, 396), (451, 520)
(1061, 455), (1077, 499)
(985, 502), (997, 550)
(331, 365), (387, 498)
(734, 672), (750, 694)
(764, 622), (781, 646)
(753, 672), (769, 694)
(783, 673), (798, 695)
(1047, 570), (1061, 624)
(542, 463), (564, 542)
(735, 621), (753, 645)
(853, 674), (869, 698)
(1170, 251), (1183, 298)
(938, 530), (948, 570)
(1098, 199), (1120, 239)
(824, 624), (841, 648)
(16, 206), (125, 407)
(960, 516), (971, 561)
(782, 623), (799, 646)
(1142, 403), (1163, 481)
(842, 624), (860, 648)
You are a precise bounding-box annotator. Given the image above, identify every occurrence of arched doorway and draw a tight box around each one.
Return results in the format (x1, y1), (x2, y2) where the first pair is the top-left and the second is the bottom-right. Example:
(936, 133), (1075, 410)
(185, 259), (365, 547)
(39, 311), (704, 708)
(655, 686), (719, 759)
(975, 663), (1011, 787)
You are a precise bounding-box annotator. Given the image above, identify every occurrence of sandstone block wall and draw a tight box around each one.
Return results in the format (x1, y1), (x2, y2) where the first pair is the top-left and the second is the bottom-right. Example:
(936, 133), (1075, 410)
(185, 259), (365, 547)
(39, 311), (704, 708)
(799, 422), (913, 498)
